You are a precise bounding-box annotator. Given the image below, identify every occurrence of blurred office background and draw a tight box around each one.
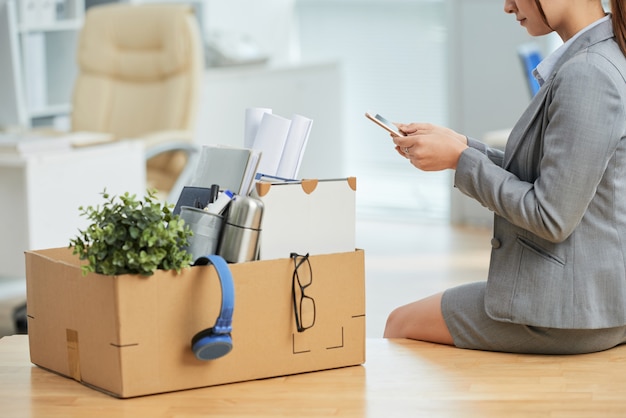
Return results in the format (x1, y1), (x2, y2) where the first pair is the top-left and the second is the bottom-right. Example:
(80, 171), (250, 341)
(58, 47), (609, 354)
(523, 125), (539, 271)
(162, 0), (550, 224)
(1, 0), (560, 224)
(1, 0), (582, 336)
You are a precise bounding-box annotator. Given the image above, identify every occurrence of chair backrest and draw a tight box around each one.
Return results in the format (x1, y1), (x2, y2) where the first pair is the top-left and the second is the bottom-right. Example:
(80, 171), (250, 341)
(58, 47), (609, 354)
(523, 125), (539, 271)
(71, 3), (203, 139)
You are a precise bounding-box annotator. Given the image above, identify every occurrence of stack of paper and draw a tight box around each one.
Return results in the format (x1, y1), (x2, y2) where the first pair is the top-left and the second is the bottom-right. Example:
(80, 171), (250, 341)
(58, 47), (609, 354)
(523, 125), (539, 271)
(276, 114), (313, 179)
(246, 108), (313, 179)
(243, 107), (272, 149)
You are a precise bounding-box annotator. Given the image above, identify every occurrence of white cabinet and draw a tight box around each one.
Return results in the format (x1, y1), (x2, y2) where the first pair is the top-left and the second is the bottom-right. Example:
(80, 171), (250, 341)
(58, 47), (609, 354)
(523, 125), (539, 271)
(0, 141), (146, 278)
(0, 0), (84, 129)
(196, 61), (347, 180)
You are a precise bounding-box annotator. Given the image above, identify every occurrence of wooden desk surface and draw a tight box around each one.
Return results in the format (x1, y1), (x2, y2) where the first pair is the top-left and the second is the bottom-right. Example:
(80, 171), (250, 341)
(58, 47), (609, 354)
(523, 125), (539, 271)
(2, 335), (626, 417)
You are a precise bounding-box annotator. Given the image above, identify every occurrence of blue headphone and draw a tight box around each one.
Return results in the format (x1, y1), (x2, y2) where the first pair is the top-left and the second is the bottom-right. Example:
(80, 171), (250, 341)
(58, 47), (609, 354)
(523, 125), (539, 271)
(191, 254), (235, 361)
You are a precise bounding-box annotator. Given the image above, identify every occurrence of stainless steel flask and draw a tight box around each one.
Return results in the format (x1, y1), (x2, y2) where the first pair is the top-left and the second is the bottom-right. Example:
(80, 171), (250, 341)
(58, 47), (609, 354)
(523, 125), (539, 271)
(218, 195), (264, 263)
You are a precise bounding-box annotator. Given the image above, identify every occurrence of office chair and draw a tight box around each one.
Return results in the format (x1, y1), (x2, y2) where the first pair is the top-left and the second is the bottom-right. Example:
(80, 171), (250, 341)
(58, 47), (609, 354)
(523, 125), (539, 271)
(72, 3), (204, 202)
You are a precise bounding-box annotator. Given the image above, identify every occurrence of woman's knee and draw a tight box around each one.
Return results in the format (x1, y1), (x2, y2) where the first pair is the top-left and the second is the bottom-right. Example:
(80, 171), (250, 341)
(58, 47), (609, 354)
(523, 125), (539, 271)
(383, 293), (454, 345)
(383, 306), (407, 338)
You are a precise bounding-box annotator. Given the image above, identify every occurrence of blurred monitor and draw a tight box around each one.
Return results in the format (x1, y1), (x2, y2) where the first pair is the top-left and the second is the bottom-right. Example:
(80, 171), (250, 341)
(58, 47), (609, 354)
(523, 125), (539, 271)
(518, 43), (543, 97)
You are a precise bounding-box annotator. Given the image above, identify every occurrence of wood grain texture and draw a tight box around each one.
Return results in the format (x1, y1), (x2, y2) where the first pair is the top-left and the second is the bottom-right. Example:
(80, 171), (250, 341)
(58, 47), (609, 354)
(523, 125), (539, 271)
(1, 335), (626, 417)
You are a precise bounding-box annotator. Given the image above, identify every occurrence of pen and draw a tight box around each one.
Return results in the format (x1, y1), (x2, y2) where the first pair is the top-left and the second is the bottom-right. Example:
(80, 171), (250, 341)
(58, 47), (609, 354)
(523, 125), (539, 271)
(209, 184), (220, 204)
(205, 190), (234, 215)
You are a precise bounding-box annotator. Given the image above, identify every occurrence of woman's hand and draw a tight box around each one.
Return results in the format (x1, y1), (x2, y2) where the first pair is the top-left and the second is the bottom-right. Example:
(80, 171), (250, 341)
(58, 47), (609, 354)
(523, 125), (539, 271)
(392, 122), (469, 171)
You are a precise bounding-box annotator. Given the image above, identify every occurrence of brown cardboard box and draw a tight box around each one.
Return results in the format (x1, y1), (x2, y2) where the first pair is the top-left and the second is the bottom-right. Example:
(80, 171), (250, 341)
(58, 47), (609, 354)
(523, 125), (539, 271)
(25, 247), (365, 398)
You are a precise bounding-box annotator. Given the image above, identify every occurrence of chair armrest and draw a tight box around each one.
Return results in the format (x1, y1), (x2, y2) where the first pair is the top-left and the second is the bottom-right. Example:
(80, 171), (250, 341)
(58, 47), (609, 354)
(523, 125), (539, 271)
(128, 129), (200, 161)
(145, 141), (200, 160)
(131, 129), (195, 148)
(128, 130), (201, 203)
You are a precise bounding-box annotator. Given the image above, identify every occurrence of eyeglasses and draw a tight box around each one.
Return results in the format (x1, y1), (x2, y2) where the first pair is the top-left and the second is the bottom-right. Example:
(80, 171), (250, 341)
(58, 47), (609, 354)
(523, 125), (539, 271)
(291, 252), (316, 332)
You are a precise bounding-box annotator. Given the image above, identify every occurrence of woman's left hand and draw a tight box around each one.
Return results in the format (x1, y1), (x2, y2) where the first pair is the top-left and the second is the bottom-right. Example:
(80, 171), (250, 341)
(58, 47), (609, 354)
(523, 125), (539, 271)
(392, 122), (469, 171)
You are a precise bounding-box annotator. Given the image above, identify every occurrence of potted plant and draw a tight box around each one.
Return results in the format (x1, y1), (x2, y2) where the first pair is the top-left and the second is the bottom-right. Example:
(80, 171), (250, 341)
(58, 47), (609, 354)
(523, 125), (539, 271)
(69, 189), (193, 276)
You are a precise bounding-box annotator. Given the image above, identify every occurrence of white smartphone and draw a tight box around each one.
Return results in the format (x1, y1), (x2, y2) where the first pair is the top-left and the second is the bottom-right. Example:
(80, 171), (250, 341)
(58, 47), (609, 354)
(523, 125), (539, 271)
(365, 112), (405, 137)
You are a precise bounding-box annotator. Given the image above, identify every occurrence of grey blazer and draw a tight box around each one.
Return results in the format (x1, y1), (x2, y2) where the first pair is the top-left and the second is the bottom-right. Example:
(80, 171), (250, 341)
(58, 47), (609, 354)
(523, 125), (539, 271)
(455, 18), (626, 329)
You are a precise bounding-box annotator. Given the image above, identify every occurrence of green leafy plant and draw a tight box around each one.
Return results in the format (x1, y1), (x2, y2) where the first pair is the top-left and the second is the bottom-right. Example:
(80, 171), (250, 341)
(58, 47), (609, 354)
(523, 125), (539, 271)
(69, 189), (193, 276)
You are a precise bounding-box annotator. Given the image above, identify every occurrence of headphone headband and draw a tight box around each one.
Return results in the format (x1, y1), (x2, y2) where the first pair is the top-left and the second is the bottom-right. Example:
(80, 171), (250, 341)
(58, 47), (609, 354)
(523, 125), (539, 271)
(192, 254), (235, 334)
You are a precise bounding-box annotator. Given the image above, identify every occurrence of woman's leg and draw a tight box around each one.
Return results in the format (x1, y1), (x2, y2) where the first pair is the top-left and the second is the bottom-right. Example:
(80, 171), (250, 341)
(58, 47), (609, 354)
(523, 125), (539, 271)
(383, 292), (454, 345)
(389, 282), (626, 354)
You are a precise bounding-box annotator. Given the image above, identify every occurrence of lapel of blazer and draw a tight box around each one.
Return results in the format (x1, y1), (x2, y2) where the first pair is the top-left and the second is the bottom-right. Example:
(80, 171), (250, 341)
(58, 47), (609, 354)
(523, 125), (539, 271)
(503, 18), (616, 169)
(503, 84), (548, 169)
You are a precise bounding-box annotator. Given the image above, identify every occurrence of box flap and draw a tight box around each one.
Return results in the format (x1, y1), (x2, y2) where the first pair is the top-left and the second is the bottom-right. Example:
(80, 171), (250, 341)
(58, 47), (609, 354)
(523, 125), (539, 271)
(253, 178), (357, 260)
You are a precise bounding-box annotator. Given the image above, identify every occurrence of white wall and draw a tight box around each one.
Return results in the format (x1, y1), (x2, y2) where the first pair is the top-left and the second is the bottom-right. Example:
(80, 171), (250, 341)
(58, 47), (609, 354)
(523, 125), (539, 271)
(196, 0), (451, 219)
(130, 0), (300, 64)
(136, 0), (566, 224)
(296, 0), (450, 221)
(446, 0), (548, 139)
(196, 61), (346, 180)
(446, 0), (555, 226)
(202, 0), (300, 65)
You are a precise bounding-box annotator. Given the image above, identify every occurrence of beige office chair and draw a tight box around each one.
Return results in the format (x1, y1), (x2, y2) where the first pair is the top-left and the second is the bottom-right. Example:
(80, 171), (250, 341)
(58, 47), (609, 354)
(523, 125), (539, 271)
(71, 3), (204, 202)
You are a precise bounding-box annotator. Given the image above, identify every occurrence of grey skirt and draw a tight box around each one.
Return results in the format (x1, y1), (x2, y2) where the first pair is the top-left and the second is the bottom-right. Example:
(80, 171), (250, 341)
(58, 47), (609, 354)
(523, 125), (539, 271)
(441, 281), (626, 355)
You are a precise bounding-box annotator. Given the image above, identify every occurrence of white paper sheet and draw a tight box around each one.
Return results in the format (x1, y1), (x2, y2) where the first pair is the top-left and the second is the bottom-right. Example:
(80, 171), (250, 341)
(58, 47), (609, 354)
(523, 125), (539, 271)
(243, 107), (272, 149)
(252, 113), (291, 176)
(276, 114), (313, 179)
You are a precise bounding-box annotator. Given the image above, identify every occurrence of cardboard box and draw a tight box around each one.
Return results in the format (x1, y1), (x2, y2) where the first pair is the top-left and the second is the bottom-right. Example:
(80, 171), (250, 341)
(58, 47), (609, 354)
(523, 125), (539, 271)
(253, 177), (356, 260)
(25, 247), (365, 398)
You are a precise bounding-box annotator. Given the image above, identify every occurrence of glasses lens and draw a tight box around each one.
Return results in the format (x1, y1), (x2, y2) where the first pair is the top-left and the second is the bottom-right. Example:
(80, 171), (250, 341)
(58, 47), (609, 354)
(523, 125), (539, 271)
(294, 255), (312, 288)
(291, 252), (315, 332)
(299, 296), (316, 330)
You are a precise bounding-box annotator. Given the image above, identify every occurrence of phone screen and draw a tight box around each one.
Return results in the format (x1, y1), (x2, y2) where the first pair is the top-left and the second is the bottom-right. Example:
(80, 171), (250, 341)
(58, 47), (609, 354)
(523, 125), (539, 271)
(365, 112), (405, 137)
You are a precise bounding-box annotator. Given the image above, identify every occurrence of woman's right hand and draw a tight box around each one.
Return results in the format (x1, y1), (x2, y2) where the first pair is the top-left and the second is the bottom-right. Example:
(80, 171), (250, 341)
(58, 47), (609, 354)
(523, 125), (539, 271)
(396, 122), (468, 145)
(391, 122), (469, 171)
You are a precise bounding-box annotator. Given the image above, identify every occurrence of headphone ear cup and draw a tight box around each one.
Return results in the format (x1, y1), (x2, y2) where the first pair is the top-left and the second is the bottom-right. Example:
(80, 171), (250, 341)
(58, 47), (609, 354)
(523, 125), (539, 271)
(191, 328), (233, 361)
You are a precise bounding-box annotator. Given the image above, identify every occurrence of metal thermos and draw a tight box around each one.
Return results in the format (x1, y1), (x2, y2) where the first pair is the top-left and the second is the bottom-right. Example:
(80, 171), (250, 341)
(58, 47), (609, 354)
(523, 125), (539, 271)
(218, 195), (264, 263)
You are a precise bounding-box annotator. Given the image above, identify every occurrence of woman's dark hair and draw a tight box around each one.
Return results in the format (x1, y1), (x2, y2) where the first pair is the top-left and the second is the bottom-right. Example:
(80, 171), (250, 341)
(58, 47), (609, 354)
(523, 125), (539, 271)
(535, 0), (626, 56)
(534, 0), (553, 30)
(612, 0), (626, 55)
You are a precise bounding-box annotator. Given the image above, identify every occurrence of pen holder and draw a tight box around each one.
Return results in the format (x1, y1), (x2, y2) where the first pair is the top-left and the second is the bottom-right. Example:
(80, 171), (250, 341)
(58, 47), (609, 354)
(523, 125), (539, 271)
(180, 206), (223, 260)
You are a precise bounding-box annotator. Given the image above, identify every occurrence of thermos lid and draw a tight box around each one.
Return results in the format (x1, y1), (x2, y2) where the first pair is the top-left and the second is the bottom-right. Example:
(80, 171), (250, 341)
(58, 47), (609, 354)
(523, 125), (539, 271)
(225, 195), (264, 230)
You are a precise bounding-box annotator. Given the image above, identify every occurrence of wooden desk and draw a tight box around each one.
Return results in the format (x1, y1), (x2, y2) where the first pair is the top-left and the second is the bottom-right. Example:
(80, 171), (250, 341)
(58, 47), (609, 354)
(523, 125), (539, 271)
(1, 335), (626, 417)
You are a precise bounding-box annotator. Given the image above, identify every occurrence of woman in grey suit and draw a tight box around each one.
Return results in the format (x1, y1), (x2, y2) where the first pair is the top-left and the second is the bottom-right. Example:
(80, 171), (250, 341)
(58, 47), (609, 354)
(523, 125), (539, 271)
(384, 0), (626, 354)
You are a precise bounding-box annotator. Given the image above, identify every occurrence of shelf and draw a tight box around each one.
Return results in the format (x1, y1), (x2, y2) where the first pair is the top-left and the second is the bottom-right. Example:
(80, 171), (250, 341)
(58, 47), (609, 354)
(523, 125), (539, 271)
(15, 0), (84, 30)
(0, 0), (84, 129)
(29, 103), (72, 118)
(18, 19), (82, 33)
